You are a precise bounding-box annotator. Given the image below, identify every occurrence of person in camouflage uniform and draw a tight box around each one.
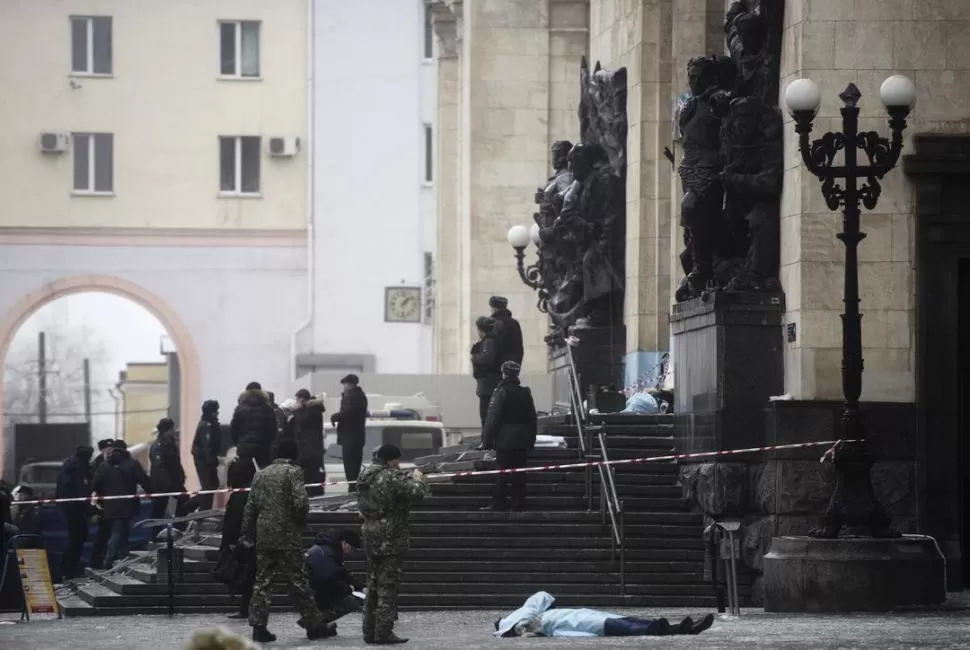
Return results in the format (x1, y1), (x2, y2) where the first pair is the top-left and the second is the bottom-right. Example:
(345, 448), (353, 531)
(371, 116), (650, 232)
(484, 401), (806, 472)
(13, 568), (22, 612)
(241, 438), (334, 643)
(357, 444), (430, 645)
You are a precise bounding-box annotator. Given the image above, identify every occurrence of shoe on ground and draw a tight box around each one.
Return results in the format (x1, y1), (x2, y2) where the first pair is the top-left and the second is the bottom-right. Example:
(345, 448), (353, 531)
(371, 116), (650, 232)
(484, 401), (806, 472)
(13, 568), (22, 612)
(675, 616), (693, 634)
(369, 634), (409, 644)
(252, 626), (276, 643)
(307, 623), (337, 640)
(690, 613), (715, 635)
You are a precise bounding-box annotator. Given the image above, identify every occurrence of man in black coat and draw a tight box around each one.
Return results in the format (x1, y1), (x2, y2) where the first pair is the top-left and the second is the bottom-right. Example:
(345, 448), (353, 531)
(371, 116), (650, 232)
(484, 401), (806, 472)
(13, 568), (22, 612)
(92, 441), (151, 569)
(331, 375), (368, 493)
(289, 388), (326, 497)
(489, 296), (524, 366)
(482, 361), (537, 512)
(88, 438), (115, 569)
(192, 400), (222, 511)
(471, 316), (501, 430)
(55, 445), (94, 578)
(306, 529), (363, 622)
(150, 417), (188, 521)
(231, 381), (277, 468)
(219, 457), (258, 619)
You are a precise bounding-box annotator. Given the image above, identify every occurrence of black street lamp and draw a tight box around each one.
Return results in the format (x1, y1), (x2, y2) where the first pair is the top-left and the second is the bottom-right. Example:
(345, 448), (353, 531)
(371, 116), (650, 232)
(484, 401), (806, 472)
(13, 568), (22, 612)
(507, 224), (551, 313)
(784, 75), (916, 538)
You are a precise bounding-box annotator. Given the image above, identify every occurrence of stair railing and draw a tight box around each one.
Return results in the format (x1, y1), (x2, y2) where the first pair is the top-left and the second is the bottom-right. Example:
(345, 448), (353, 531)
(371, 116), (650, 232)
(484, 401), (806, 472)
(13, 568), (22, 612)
(563, 342), (626, 596)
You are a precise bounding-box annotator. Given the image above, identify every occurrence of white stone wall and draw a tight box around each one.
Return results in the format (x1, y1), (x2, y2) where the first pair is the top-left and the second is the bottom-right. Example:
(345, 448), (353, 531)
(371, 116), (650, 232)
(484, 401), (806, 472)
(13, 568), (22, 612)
(779, 0), (970, 401)
(309, 0), (435, 373)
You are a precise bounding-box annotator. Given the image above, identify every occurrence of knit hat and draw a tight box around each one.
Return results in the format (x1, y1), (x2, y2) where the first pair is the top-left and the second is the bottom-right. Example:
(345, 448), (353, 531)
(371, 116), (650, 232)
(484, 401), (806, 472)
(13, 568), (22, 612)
(376, 444), (402, 462)
(501, 361), (522, 377)
(202, 399), (220, 414)
(489, 296), (509, 309)
(157, 417), (175, 433)
(476, 316), (495, 333)
(340, 374), (360, 386)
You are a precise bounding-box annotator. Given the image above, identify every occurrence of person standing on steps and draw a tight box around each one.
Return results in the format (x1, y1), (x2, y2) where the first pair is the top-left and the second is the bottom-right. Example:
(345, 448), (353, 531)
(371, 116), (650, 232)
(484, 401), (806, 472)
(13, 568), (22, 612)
(331, 374), (368, 493)
(241, 438), (334, 643)
(471, 316), (501, 431)
(231, 381), (277, 469)
(149, 417), (188, 522)
(192, 400), (222, 511)
(489, 296), (524, 366)
(357, 444), (430, 644)
(217, 457), (258, 621)
(481, 361), (537, 512)
(55, 444), (94, 579)
(92, 440), (151, 569)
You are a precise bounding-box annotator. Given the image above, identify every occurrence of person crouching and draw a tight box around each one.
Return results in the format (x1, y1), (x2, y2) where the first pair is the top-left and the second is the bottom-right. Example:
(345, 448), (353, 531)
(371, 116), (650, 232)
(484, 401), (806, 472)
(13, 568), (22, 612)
(481, 361), (537, 512)
(307, 529), (364, 626)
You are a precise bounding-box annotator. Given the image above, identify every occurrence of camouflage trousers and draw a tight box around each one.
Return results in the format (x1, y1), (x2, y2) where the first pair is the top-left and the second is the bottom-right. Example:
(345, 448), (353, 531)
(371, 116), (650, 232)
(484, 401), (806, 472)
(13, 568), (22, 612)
(248, 548), (326, 630)
(362, 553), (403, 640)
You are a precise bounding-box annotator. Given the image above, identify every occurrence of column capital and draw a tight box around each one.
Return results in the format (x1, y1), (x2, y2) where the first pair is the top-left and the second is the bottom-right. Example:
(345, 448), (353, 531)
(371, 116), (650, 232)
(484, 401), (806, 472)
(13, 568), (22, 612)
(426, 0), (462, 59)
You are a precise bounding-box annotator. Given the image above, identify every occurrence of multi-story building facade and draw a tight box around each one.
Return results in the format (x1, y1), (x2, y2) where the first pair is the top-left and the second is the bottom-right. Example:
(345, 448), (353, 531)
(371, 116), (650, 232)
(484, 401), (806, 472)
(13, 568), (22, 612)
(0, 0), (311, 474)
(117, 362), (169, 446)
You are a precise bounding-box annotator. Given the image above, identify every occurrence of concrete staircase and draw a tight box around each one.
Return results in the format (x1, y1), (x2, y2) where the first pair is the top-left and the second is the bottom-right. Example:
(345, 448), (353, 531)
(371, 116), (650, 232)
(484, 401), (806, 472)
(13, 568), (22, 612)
(59, 417), (715, 616)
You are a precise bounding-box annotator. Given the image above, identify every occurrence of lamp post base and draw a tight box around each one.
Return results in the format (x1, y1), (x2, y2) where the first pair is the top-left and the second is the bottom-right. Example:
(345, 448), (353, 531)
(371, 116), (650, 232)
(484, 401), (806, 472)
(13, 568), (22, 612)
(763, 535), (947, 612)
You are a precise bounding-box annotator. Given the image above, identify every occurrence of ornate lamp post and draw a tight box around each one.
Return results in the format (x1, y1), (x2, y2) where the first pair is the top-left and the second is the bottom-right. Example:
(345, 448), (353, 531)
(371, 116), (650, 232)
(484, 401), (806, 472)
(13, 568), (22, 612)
(506, 224), (550, 313)
(784, 75), (916, 538)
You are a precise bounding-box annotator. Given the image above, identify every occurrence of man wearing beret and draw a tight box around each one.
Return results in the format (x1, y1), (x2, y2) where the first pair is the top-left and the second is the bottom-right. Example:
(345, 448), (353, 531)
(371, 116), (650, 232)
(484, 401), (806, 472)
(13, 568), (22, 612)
(489, 296), (524, 367)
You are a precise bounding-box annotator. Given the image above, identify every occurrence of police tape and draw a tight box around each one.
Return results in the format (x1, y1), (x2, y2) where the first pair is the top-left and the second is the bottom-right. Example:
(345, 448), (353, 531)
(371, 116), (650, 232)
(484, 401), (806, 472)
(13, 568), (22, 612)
(12, 438), (846, 507)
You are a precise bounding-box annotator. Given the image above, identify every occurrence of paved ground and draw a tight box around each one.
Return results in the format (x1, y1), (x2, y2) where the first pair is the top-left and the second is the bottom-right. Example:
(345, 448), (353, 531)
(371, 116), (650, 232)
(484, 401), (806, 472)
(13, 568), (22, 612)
(2, 597), (969, 650)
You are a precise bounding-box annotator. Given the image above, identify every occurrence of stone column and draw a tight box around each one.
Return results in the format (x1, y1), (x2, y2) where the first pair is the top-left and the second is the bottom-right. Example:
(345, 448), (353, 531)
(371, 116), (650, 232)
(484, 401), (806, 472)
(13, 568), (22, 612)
(588, 0), (674, 388)
(429, 1), (462, 374)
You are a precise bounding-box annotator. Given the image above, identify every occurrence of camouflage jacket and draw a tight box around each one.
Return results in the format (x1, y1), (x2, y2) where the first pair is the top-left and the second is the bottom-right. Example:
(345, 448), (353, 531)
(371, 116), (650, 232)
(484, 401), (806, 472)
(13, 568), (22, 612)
(357, 461), (430, 556)
(241, 459), (309, 550)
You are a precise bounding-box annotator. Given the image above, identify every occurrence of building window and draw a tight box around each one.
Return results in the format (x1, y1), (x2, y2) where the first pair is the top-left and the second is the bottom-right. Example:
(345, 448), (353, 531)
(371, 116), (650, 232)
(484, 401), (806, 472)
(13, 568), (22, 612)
(424, 124), (433, 183)
(72, 133), (114, 193)
(219, 20), (260, 78)
(219, 136), (261, 194)
(70, 16), (112, 75)
(423, 5), (434, 60)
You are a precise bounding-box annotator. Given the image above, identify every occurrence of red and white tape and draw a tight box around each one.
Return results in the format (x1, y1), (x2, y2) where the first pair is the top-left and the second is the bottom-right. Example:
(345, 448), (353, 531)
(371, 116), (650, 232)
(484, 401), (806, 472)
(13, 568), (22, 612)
(12, 439), (847, 507)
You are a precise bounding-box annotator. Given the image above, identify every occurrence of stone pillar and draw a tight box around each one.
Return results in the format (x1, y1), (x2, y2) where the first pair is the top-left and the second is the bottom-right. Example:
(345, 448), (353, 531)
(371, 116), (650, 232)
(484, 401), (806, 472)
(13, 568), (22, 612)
(589, 0), (674, 389)
(429, 1), (462, 374)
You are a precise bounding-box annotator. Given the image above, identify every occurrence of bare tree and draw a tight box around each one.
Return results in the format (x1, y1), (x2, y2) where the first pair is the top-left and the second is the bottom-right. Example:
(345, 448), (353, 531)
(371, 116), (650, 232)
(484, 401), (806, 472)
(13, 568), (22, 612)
(3, 322), (110, 428)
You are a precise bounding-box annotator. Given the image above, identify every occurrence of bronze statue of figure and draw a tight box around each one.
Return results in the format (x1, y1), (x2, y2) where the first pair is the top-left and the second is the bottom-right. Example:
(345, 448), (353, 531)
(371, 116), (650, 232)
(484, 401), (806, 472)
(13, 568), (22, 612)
(677, 55), (736, 295)
(725, 0), (785, 108)
(720, 97), (784, 292)
(533, 140), (574, 318)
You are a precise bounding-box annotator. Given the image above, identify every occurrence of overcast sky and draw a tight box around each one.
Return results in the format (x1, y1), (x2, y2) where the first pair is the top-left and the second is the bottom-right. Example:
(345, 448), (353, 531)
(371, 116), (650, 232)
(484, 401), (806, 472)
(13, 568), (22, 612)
(5, 292), (168, 439)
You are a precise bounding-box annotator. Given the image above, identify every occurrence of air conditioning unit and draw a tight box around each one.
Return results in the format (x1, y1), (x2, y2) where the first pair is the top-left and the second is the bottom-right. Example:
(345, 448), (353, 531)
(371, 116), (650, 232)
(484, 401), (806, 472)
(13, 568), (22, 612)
(39, 132), (69, 154)
(268, 136), (300, 157)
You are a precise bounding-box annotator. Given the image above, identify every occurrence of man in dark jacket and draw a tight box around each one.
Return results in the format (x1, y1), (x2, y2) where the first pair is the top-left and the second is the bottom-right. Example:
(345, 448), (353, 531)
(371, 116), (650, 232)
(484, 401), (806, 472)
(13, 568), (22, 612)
(306, 529), (363, 622)
(91, 438), (114, 473)
(482, 361), (537, 512)
(56, 445), (94, 578)
(219, 457), (258, 619)
(89, 439), (115, 569)
(331, 375), (368, 493)
(267, 391), (286, 438)
(231, 381), (277, 468)
(192, 400), (222, 511)
(471, 316), (501, 430)
(150, 418), (188, 521)
(289, 388), (326, 497)
(92, 441), (151, 568)
(489, 296), (525, 366)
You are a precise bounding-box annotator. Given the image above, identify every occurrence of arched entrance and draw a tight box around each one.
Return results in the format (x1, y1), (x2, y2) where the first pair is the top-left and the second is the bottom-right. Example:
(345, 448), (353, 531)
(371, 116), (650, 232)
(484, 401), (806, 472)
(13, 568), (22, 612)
(0, 275), (201, 487)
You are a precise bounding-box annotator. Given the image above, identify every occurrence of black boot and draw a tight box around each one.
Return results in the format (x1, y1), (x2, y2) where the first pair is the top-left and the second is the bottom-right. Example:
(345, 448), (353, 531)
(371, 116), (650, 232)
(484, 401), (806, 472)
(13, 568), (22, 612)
(675, 617), (693, 634)
(252, 626), (276, 643)
(690, 613), (715, 635)
(307, 623), (337, 640)
(369, 633), (408, 645)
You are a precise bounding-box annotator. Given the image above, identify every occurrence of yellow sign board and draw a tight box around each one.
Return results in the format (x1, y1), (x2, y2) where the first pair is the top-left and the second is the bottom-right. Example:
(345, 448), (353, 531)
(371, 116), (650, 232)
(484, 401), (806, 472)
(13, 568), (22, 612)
(16, 549), (59, 618)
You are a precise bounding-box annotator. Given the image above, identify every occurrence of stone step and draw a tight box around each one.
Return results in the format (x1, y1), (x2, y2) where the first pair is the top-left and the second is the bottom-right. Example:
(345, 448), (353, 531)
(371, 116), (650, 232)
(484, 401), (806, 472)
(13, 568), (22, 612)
(411, 495), (686, 511)
(456, 470), (678, 486)
(302, 510), (702, 526)
(429, 482), (683, 499)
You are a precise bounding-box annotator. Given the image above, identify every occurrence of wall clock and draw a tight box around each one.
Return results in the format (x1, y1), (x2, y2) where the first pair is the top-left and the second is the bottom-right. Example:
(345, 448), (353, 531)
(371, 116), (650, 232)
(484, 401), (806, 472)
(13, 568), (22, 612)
(384, 286), (422, 323)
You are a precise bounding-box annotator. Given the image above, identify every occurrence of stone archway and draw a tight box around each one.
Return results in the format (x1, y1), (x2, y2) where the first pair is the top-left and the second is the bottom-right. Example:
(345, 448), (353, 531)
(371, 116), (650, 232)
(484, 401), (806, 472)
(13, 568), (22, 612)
(0, 275), (201, 486)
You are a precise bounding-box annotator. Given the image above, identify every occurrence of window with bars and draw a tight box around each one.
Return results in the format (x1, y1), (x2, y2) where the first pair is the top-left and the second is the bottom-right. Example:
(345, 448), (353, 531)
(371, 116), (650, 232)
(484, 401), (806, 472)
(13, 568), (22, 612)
(71, 133), (114, 194)
(219, 20), (260, 78)
(70, 16), (112, 75)
(219, 136), (261, 195)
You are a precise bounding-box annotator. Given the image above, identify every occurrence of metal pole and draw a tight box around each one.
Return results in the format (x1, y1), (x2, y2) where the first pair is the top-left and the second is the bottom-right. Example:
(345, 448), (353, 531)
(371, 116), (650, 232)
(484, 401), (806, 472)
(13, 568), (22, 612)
(37, 332), (47, 424)
(727, 529), (740, 615)
(167, 523), (175, 617)
(619, 500), (625, 597)
(83, 358), (92, 424)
